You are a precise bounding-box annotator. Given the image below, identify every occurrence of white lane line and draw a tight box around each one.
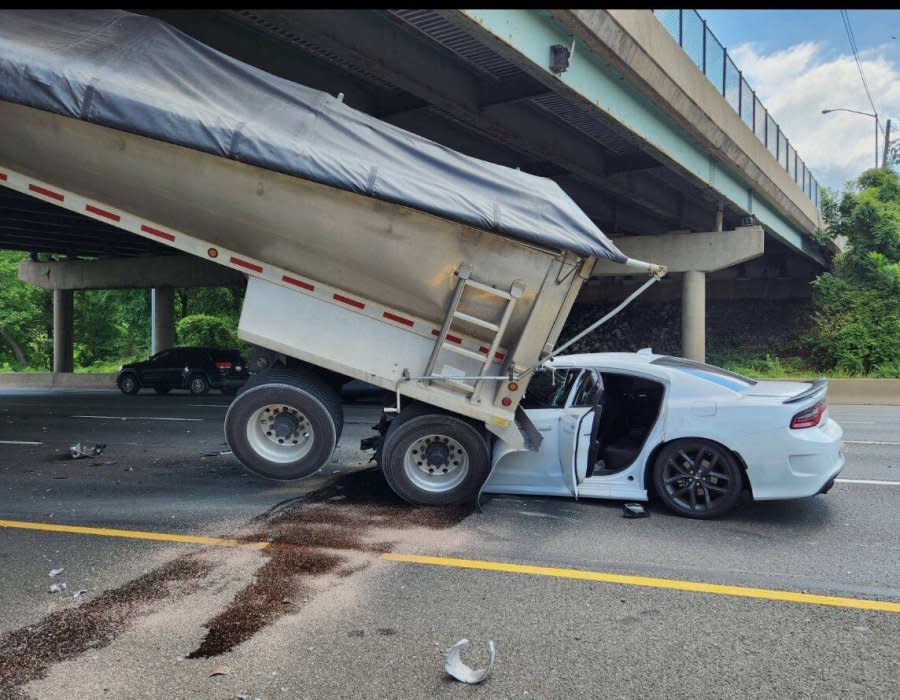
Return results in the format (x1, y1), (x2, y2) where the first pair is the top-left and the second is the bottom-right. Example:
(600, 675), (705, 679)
(0, 440), (43, 445)
(836, 478), (900, 486)
(70, 415), (204, 422)
(844, 440), (900, 446)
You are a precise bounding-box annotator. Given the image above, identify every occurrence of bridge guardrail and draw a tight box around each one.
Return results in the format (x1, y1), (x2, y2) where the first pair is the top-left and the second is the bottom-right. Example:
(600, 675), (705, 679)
(653, 9), (821, 212)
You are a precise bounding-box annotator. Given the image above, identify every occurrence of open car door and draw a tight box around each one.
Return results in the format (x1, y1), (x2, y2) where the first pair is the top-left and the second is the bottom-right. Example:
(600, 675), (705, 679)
(557, 370), (603, 497)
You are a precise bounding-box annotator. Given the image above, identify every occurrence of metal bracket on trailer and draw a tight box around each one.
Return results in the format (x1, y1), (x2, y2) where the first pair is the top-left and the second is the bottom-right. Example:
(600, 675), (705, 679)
(388, 368), (519, 414)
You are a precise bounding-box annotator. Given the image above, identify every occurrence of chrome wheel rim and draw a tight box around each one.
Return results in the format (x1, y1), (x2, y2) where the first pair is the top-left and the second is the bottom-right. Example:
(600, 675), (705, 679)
(246, 403), (314, 463)
(662, 446), (733, 513)
(402, 433), (469, 493)
(122, 376), (135, 392)
(191, 377), (206, 393)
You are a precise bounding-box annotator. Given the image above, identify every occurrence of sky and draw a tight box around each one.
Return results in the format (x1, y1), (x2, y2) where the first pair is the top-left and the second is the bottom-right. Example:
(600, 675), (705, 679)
(697, 9), (900, 192)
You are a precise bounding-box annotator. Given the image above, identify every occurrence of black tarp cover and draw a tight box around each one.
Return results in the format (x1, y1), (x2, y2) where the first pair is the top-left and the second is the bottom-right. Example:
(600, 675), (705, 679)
(0, 9), (627, 262)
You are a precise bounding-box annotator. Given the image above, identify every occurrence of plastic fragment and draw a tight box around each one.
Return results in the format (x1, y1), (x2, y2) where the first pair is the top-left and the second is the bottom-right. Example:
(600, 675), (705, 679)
(49, 582), (67, 593)
(69, 442), (106, 459)
(73, 589), (88, 598)
(444, 639), (496, 684)
(49, 567), (64, 577)
(208, 665), (231, 677)
(622, 503), (649, 518)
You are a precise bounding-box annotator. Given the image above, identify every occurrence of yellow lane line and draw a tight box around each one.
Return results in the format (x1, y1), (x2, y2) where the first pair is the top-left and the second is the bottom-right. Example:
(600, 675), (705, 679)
(381, 553), (900, 614)
(0, 518), (268, 549)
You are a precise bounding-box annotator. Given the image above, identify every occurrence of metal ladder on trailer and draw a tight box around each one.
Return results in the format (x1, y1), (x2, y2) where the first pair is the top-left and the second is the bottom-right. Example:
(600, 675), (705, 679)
(423, 263), (524, 400)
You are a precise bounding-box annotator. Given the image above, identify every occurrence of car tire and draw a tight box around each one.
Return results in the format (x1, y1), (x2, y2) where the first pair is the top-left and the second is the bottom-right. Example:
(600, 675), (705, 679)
(154, 386), (171, 395)
(117, 373), (140, 395)
(225, 368), (343, 480)
(189, 374), (210, 396)
(380, 412), (490, 506)
(652, 438), (743, 519)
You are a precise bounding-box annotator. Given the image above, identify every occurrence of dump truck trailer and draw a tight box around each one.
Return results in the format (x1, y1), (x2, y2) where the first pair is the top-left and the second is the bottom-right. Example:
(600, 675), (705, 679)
(0, 10), (663, 505)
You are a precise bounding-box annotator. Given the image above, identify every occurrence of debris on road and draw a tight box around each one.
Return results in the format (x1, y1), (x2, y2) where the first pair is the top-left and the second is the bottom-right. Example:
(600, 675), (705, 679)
(69, 442), (106, 459)
(48, 568), (64, 577)
(73, 589), (88, 599)
(48, 582), (67, 594)
(444, 638), (496, 684)
(622, 503), (649, 518)
(209, 665), (231, 677)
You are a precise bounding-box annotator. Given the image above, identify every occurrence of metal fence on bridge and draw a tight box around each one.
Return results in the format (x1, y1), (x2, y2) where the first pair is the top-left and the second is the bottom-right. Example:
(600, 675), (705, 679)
(653, 9), (821, 211)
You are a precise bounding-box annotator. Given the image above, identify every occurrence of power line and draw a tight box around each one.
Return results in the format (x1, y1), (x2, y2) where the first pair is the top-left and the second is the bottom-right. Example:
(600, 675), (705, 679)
(840, 9), (882, 131)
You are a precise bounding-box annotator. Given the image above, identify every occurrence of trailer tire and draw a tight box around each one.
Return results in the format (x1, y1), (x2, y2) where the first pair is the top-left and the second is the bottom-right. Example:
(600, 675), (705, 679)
(225, 368), (343, 480)
(381, 413), (490, 505)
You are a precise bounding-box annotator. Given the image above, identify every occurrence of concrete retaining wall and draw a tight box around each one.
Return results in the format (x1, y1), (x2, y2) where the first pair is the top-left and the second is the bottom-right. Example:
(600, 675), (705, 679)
(0, 372), (117, 389)
(826, 379), (900, 406)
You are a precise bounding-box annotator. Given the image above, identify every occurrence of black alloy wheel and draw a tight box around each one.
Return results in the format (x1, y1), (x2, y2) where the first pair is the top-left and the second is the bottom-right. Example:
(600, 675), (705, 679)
(652, 439), (743, 519)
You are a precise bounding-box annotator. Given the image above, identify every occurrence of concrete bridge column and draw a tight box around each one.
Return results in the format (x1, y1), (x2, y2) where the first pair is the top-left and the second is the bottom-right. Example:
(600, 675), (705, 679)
(681, 270), (706, 363)
(52, 289), (73, 373)
(590, 225), (766, 362)
(151, 286), (176, 354)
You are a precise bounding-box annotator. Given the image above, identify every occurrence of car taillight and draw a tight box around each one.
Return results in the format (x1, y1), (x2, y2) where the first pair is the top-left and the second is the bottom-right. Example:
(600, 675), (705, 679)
(215, 361), (233, 369)
(791, 399), (826, 429)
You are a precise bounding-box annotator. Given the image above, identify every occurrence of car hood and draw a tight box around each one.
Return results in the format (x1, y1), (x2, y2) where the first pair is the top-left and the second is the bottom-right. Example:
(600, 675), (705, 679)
(741, 380), (812, 398)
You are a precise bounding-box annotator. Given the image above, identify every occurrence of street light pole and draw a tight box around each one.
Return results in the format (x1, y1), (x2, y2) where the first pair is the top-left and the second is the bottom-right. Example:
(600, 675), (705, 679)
(884, 118), (892, 168)
(821, 107), (880, 169)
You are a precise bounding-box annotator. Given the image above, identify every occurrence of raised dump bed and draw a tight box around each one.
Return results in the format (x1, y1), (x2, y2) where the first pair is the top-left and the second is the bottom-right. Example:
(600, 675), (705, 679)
(0, 10), (662, 504)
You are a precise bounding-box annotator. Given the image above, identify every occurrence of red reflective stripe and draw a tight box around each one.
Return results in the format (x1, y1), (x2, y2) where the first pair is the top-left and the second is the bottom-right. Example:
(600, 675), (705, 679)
(333, 293), (365, 309)
(479, 346), (489, 354)
(495, 352), (505, 360)
(282, 274), (314, 291)
(140, 224), (175, 242)
(230, 256), (263, 273)
(85, 204), (120, 222)
(29, 184), (64, 201)
(430, 329), (462, 344)
(0, 173), (7, 181)
(383, 311), (414, 327)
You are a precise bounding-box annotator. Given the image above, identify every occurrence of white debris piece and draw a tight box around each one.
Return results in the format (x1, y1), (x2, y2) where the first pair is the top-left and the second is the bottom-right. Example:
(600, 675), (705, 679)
(73, 589), (88, 598)
(444, 639), (496, 684)
(49, 582), (68, 594)
(69, 442), (106, 459)
(49, 567), (64, 577)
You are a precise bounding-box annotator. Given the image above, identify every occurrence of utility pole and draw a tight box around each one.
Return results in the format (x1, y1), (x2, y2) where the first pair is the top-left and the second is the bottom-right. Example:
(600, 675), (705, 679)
(883, 118), (892, 168)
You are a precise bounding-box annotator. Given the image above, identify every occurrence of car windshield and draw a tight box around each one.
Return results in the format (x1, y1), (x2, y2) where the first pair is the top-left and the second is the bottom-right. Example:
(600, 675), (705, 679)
(651, 356), (757, 392)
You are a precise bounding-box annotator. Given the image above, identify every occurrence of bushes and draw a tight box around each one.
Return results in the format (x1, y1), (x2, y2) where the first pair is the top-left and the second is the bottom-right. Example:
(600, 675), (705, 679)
(809, 169), (900, 376)
(175, 314), (238, 349)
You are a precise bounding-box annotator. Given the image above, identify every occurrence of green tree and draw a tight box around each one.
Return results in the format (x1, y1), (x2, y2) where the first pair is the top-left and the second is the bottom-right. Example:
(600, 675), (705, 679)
(810, 168), (900, 375)
(176, 314), (238, 348)
(0, 251), (52, 368)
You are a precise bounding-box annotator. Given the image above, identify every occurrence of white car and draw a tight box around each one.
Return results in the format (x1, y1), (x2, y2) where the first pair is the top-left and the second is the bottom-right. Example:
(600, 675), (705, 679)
(483, 351), (845, 518)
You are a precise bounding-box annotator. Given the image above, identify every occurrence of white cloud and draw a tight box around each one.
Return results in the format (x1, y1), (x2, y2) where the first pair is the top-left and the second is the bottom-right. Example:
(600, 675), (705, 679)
(729, 40), (900, 190)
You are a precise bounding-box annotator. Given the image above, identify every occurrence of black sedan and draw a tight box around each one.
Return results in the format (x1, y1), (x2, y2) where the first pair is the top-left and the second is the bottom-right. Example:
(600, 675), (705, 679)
(116, 347), (249, 396)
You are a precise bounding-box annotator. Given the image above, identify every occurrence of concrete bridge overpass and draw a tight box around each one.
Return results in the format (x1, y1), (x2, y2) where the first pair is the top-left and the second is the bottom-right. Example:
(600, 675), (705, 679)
(2, 9), (829, 370)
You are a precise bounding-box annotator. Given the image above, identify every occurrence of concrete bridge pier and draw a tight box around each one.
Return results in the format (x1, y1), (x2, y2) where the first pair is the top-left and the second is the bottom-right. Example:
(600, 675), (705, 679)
(681, 269), (706, 363)
(151, 286), (176, 355)
(592, 224), (766, 362)
(52, 288), (74, 373)
(20, 255), (244, 372)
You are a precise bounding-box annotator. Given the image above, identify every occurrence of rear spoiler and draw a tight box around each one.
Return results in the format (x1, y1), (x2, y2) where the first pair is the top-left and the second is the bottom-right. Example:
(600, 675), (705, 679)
(783, 378), (828, 404)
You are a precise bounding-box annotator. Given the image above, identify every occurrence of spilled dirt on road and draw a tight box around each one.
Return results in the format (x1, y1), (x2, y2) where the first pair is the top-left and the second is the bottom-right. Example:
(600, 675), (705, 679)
(188, 467), (472, 657)
(0, 467), (473, 697)
(0, 557), (211, 700)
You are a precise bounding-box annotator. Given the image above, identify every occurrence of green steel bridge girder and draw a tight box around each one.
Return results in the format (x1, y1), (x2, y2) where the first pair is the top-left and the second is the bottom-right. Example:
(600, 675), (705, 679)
(458, 9), (824, 266)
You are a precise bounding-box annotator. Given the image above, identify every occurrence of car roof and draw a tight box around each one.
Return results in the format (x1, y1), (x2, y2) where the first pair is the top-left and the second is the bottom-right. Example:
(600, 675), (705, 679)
(545, 351), (662, 370)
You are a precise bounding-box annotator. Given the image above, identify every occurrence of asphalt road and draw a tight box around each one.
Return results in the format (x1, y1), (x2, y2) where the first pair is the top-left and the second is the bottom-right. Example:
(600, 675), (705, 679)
(1, 390), (898, 698)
